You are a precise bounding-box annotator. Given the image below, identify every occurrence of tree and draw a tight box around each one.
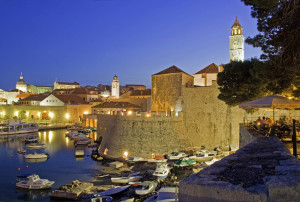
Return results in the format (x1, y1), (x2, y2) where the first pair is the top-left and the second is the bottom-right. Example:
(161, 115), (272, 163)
(241, 0), (300, 95)
(217, 59), (265, 106)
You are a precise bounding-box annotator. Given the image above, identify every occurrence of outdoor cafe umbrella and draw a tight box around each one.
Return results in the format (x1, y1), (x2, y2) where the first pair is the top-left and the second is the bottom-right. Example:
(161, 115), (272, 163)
(239, 95), (300, 120)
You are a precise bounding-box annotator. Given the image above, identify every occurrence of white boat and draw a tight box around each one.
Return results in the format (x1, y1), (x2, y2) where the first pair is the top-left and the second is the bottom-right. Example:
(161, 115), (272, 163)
(205, 158), (221, 166)
(75, 138), (91, 145)
(16, 174), (54, 189)
(27, 143), (46, 149)
(167, 152), (188, 160)
(17, 149), (27, 154)
(24, 152), (48, 159)
(189, 150), (219, 162)
(0, 119), (39, 135)
(67, 125), (81, 131)
(135, 181), (158, 196)
(24, 137), (39, 144)
(77, 128), (91, 134)
(126, 156), (147, 163)
(93, 185), (130, 197)
(65, 131), (78, 138)
(153, 163), (170, 180)
(147, 158), (168, 163)
(111, 172), (142, 184)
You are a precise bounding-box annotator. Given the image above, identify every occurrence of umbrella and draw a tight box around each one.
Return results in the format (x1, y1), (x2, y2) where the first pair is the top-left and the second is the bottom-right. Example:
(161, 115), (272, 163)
(239, 95), (300, 121)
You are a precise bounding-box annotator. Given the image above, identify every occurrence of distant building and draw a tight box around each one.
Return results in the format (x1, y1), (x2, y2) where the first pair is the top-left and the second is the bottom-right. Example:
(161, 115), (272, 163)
(193, 63), (224, 86)
(54, 81), (80, 90)
(92, 101), (141, 115)
(151, 65), (194, 113)
(111, 75), (120, 99)
(229, 17), (244, 62)
(16, 73), (27, 92)
(27, 84), (53, 94)
(52, 87), (99, 102)
(0, 89), (20, 104)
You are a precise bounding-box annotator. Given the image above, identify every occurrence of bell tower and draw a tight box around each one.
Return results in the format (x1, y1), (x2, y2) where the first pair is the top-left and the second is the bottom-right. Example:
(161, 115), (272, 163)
(229, 17), (245, 62)
(111, 75), (120, 98)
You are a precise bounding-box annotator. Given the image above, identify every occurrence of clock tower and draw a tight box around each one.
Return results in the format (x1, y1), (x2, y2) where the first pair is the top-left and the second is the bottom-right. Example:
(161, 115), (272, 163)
(229, 17), (244, 62)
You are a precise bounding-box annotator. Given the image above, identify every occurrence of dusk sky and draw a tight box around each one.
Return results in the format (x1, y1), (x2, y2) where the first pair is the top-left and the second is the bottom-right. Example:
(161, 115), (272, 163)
(0, 0), (262, 91)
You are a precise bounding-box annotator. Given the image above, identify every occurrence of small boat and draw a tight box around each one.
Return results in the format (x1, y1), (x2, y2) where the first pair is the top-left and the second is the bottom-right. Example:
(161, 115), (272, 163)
(153, 163), (170, 180)
(111, 172), (143, 184)
(27, 143), (46, 149)
(77, 128), (91, 134)
(126, 156), (147, 163)
(16, 174), (54, 189)
(167, 152), (188, 160)
(24, 152), (48, 159)
(75, 138), (91, 145)
(75, 150), (84, 157)
(65, 131), (78, 138)
(174, 157), (196, 167)
(93, 185), (130, 197)
(17, 149), (27, 154)
(135, 181), (158, 196)
(51, 180), (93, 200)
(189, 151), (219, 162)
(205, 158), (220, 166)
(71, 134), (87, 140)
(24, 137), (39, 144)
(91, 196), (113, 202)
(67, 125), (81, 131)
(148, 158), (167, 163)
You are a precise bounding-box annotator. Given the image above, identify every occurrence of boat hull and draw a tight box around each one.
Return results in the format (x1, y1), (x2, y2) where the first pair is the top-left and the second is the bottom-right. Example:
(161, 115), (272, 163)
(16, 181), (54, 190)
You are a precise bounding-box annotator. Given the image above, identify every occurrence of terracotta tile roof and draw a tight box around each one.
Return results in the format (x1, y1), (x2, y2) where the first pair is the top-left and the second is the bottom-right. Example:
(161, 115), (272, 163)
(92, 102), (141, 109)
(16, 93), (37, 98)
(130, 89), (151, 96)
(53, 94), (88, 104)
(153, 65), (191, 76)
(194, 63), (219, 74)
(20, 94), (48, 101)
(52, 89), (73, 94)
(71, 87), (92, 94)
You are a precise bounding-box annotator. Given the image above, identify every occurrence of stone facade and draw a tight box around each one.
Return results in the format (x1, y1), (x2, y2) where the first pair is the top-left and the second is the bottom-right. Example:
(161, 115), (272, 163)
(151, 71), (194, 113)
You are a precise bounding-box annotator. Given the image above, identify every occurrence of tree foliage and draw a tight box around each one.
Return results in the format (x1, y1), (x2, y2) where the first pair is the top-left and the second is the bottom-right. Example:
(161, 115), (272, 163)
(241, 0), (300, 94)
(217, 59), (265, 106)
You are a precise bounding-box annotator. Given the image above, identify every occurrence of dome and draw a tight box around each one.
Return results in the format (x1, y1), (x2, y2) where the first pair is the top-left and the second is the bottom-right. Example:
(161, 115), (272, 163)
(16, 73), (27, 92)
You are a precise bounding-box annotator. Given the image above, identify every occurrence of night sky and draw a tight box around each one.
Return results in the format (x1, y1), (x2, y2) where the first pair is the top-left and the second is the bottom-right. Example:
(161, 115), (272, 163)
(0, 0), (261, 91)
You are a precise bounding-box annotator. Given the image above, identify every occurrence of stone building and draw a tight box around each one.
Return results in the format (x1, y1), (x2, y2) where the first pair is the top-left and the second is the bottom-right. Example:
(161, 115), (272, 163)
(0, 89), (20, 104)
(27, 84), (53, 94)
(16, 73), (27, 92)
(193, 63), (224, 86)
(151, 65), (194, 113)
(229, 17), (245, 62)
(92, 101), (141, 115)
(54, 81), (80, 89)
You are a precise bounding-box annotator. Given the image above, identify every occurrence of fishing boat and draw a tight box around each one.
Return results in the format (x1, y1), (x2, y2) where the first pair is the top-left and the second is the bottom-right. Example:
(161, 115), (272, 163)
(27, 143), (46, 149)
(16, 174), (54, 190)
(75, 138), (91, 145)
(92, 185), (130, 197)
(153, 163), (170, 180)
(111, 172), (143, 184)
(91, 196), (113, 202)
(77, 128), (91, 134)
(0, 119), (39, 135)
(51, 180), (93, 200)
(24, 152), (48, 159)
(205, 158), (221, 166)
(24, 137), (39, 144)
(147, 158), (167, 163)
(167, 152), (188, 160)
(65, 131), (78, 138)
(135, 181), (158, 196)
(174, 157), (196, 167)
(189, 150), (219, 162)
(126, 156), (147, 163)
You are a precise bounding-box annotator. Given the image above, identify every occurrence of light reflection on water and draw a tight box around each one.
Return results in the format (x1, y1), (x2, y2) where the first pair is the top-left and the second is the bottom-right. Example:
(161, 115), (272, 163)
(0, 129), (102, 202)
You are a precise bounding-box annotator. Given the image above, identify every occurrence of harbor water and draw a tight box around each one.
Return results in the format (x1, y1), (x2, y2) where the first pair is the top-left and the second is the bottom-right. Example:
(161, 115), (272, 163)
(0, 129), (102, 202)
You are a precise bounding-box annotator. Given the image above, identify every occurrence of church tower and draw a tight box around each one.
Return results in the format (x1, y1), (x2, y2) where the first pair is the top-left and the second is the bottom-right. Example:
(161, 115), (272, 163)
(111, 75), (120, 98)
(229, 17), (245, 62)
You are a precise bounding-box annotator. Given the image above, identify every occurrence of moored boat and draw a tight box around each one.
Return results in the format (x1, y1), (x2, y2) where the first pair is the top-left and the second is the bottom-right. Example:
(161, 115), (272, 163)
(126, 156), (147, 163)
(24, 137), (39, 144)
(16, 174), (54, 190)
(92, 185), (130, 197)
(27, 143), (46, 149)
(17, 149), (27, 154)
(174, 157), (196, 167)
(167, 152), (188, 160)
(0, 119), (39, 135)
(153, 163), (170, 180)
(75, 138), (91, 145)
(24, 152), (48, 159)
(135, 181), (158, 196)
(111, 172), (143, 184)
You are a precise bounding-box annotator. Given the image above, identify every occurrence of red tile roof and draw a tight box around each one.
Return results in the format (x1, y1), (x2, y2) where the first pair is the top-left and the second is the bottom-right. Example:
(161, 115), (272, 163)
(130, 89), (151, 96)
(194, 63), (219, 74)
(20, 94), (48, 101)
(53, 94), (88, 104)
(153, 65), (191, 76)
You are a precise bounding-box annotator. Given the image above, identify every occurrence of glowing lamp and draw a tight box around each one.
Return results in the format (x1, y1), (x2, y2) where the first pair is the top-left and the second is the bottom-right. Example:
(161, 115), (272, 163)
(127, 111), (132, 115)
(123, 151), (128, 159)
(83, 111), (88, 115)
(65, 113), (70, 119)
(49, 112), (54, 118)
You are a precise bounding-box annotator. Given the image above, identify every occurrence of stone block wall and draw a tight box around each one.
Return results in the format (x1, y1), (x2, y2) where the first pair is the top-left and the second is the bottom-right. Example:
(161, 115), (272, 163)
(179, 137), (300, 202)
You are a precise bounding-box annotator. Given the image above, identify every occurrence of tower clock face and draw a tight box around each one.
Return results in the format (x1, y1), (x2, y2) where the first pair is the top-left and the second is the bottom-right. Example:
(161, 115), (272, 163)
(233, 41), (238, 49)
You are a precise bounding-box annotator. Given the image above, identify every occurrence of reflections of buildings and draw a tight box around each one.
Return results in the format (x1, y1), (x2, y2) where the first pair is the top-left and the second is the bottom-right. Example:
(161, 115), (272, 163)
(38, 130), (74, 153)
